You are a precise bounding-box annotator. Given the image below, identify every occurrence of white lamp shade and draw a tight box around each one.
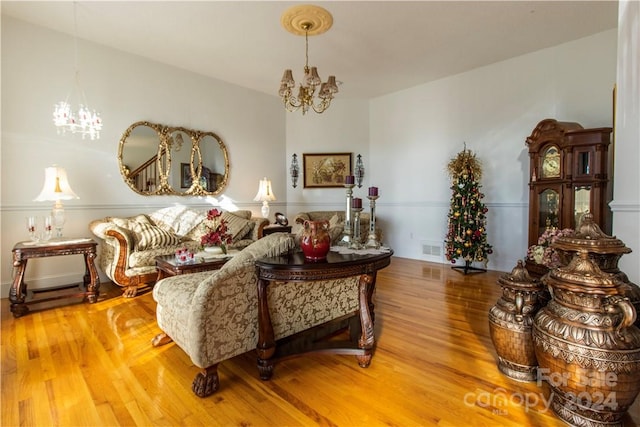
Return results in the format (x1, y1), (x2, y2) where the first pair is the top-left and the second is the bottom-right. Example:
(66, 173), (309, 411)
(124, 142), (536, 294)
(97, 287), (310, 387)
(253, 177), (276, 202)
(34, 166), (79, 202)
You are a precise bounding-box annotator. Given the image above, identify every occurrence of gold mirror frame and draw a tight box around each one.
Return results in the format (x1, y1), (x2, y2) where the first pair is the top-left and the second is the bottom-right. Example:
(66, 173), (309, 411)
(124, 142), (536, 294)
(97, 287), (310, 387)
(118, 121), (230, 196)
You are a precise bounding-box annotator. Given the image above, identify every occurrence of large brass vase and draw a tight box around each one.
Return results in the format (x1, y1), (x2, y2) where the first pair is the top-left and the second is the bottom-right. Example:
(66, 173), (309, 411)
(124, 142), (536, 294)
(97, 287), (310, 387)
(553, 212), (640, 327)
(489, 260), (544, 381)
(533, 251), (640, 427)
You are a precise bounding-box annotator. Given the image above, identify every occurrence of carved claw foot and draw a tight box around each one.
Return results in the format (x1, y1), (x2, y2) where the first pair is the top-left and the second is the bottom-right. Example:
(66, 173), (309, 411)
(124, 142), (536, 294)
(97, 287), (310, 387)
(257, 359), (274, 380)
(192, 365), (220, 398)
(356, 353), (372, 368)
(122, 285), (139, 298)
(10, 304), (29, 318)
(151, 333), (173, 347)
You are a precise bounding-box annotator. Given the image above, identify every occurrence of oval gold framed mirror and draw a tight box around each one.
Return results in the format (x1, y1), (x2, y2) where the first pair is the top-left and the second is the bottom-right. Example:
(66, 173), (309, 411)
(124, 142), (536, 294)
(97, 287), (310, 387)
(118, 121), (230, 196)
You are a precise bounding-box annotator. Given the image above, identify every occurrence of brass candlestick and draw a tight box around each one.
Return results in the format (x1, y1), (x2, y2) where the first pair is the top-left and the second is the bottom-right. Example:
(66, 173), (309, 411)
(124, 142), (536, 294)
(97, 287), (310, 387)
(366, 195), (380, 249)
(339, 183), (355, 246)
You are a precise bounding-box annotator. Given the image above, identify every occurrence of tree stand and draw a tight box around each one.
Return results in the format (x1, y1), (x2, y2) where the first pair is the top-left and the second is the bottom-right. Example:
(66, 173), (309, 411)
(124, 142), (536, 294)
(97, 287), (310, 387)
(452, 260), (486, 275)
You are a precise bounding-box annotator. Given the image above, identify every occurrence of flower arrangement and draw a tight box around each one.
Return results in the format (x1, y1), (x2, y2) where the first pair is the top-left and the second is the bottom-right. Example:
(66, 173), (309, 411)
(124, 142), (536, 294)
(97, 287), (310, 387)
(200, 209), (232, 253)
(526, 227), (574, 268)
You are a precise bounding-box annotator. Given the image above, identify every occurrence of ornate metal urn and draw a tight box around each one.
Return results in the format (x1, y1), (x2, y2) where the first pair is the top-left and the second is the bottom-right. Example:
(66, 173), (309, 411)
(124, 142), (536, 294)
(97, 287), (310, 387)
(553, 212), (640, 327)
(533, 251), (640, 427)
(489, 260), (545, 381)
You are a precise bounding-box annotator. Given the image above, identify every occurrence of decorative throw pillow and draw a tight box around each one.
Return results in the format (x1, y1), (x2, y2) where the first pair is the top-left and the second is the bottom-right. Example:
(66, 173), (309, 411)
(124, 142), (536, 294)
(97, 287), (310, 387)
(110, 214), (150, 230)
(229, 210), (252, 220)
(149, 206), (205, 237)
(221, 211), (253, 242)
(129, 220), (182, 251)
(328, 214), (344, 244)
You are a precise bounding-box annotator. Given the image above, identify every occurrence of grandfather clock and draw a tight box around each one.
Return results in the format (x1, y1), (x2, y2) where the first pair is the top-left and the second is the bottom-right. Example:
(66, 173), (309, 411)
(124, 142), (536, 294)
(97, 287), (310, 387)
(526, 119), (612, 247)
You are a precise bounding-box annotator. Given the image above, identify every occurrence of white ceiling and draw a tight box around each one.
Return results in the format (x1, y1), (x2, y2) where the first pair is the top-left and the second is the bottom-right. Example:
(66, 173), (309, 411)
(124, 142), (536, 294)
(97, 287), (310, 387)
(2, 1), (618, 99)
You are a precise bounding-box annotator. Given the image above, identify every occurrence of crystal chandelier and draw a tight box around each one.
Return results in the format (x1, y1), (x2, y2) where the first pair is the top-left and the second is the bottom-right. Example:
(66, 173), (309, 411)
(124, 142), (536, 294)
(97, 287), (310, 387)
(53, 2), (102, 140)
(278, 5), (339, 115)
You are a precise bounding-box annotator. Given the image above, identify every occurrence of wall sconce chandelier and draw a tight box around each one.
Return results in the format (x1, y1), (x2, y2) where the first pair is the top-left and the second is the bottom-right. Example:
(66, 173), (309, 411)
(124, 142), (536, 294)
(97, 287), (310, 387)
(355, 154), (365, 188)
(278, 4), (339, 115)
(290, 154), (300, 188)
(53, 2), (102, 140)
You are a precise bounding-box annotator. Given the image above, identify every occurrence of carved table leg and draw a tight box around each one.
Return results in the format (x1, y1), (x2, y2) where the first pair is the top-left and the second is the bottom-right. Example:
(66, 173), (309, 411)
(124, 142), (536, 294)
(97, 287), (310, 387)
(356, 273), (375, 368)
(367, 271), (378, 323)
(192, 364), (220, 397)
(84, 252), (100, 303)
(10, 255), (29, 318)
(256, 277), (276, 380)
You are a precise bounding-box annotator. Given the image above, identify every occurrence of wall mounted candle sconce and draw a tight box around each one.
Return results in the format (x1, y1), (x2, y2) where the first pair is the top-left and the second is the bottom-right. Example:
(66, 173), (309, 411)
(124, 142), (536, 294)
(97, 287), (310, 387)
(290, 153), (300, 188)
(355, 154), (365, 188)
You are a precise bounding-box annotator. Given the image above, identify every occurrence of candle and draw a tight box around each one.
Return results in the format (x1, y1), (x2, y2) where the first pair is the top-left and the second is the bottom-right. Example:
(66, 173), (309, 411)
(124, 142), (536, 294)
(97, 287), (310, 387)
(345, 175), (355, 185)
(352, 197), (362, 209)
(368, 186), (378, 197)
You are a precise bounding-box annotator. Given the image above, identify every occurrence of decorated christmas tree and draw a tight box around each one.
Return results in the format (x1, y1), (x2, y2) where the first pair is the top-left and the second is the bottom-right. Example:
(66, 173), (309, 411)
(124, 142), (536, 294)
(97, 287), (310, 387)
(444, 146), (493, 274)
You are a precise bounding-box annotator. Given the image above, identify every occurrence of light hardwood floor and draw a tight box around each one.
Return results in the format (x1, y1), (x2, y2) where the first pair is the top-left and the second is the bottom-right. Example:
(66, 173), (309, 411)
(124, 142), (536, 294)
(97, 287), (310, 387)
(2, 257), (639, 426)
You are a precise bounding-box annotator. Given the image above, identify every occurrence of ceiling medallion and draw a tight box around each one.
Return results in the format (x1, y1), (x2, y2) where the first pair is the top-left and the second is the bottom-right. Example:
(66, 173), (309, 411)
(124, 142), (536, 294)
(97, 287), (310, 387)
(280, 4), (333, 36)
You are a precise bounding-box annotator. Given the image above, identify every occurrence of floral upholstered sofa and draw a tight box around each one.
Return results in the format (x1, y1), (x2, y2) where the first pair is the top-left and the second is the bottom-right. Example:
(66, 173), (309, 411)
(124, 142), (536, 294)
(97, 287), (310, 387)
(89, 206), (269, 297)
(152, 233), (361, 397)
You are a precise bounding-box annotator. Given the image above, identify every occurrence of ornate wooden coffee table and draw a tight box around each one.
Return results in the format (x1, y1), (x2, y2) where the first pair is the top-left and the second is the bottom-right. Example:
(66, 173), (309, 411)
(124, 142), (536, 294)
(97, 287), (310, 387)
(255, 249), (393, 380)
(154, 251), (238, 281)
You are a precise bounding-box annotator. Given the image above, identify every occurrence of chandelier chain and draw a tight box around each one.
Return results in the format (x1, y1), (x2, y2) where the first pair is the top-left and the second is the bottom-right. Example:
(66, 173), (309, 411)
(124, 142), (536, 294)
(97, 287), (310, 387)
(73, 1), (79, 74)
(305, 29), (309, 69)
(72, 2), (85, 105)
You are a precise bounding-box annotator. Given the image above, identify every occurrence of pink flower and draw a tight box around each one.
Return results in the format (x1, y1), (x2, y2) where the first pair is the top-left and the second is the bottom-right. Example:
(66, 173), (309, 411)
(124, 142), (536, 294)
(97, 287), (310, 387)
(526, 227), (574, 267)
(200, 209), (232, 252)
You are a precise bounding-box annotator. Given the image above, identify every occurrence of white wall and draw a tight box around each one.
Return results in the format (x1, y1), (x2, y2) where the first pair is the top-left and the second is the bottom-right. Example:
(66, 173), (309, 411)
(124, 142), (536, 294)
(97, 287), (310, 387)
(612, 0), (640, 283)
(285, 98), (370, 220)
(1, 17), (286, 294)
(368, 30), (619, 273)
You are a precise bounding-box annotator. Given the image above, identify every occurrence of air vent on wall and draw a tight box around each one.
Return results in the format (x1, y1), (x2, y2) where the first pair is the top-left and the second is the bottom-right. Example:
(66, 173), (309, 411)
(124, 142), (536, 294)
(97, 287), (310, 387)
(421, 240), (444, 263)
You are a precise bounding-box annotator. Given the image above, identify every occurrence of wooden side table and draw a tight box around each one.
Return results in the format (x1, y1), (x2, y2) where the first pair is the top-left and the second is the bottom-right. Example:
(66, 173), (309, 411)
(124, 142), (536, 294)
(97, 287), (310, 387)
(255, 249), (393, 380)
(261, 224), (292, 236)
(10, 238), (100, 317)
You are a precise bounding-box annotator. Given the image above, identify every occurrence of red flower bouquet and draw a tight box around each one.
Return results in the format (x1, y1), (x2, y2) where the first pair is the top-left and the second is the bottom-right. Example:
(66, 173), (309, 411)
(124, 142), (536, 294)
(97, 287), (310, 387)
(200, 209), (233, 253)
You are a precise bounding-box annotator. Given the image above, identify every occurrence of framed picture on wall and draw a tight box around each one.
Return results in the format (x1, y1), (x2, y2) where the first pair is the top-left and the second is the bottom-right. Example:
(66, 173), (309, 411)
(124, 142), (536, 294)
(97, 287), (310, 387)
(303, 153), (352, 188)
(180, 163), (192, 188)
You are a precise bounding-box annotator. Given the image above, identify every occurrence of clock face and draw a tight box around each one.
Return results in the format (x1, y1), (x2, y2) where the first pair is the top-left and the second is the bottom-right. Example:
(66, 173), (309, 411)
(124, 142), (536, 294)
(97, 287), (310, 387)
(541, 147), (561, 178)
